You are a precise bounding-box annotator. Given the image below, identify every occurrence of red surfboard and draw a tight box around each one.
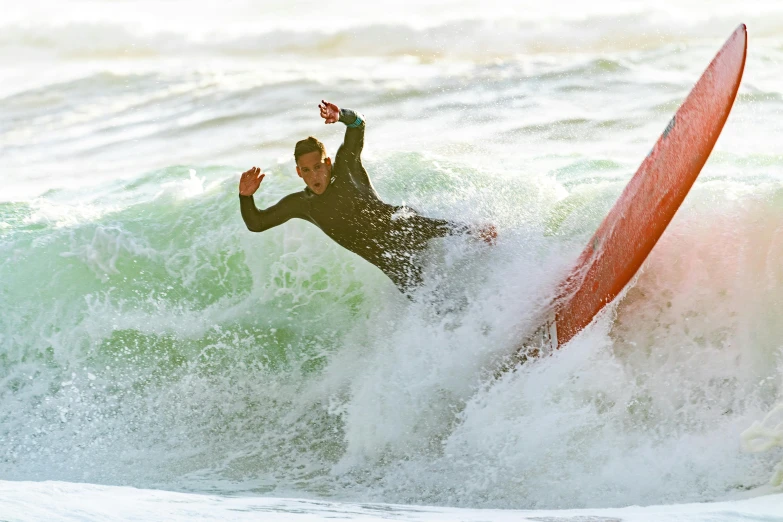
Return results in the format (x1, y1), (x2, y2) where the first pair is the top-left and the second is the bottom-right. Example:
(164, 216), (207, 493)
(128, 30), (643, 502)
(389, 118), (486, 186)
(532, 25), (747, 352)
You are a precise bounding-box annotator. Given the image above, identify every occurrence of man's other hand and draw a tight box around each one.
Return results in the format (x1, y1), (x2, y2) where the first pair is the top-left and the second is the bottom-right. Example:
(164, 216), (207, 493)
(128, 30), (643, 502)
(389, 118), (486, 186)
(319, 100), (340, 124)
(239, 166), (265, 196)
(475, 224), (498, 245)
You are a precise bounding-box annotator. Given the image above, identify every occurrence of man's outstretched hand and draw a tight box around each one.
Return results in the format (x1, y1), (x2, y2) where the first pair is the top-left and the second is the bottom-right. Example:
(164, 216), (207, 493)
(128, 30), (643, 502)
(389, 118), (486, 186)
(239, 166), (265, 196)
(319, 100), (340, 124)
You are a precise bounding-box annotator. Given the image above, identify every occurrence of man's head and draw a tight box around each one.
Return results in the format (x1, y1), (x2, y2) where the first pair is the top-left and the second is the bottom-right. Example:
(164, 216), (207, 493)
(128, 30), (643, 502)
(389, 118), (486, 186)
(295, 137), (332, 195)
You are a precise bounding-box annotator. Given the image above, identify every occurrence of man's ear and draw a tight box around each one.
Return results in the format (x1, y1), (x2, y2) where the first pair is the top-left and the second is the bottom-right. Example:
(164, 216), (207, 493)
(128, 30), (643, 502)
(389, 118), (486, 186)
(296, 165), (303, 179)
(325, 157), (332, 166)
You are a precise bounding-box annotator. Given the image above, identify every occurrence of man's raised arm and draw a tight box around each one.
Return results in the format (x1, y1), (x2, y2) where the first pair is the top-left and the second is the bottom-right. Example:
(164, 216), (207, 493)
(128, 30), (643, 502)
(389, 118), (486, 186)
(319, 100), (365, 168)
(336, 107), (365, 164)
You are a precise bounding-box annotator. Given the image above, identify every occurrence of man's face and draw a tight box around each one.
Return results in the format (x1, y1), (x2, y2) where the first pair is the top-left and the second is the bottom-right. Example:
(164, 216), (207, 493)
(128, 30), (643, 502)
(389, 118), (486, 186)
(296, 151), (332, 195)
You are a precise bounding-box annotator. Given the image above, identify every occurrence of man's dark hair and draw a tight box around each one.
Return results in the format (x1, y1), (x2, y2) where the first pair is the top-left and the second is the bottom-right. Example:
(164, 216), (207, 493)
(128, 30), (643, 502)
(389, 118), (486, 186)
(294, 136), (326, 164)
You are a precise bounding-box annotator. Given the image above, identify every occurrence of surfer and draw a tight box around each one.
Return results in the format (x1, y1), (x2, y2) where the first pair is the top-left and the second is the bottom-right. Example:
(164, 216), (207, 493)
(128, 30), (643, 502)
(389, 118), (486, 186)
(238, 100), (496, 293)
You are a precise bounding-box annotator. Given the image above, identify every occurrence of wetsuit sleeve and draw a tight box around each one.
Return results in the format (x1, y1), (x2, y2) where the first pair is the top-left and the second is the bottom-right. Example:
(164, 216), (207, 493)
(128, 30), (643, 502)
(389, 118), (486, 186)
(403, 212), (472, 240)
(239, 193), (304, 232)
(431, 217), (471, 237)
(335, 108), (365, 169)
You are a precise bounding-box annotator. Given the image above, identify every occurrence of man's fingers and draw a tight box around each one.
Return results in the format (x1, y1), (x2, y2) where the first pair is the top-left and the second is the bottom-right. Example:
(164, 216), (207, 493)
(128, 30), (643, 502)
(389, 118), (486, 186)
(319, 101), (338, 121)
(241, 167), (265, 180)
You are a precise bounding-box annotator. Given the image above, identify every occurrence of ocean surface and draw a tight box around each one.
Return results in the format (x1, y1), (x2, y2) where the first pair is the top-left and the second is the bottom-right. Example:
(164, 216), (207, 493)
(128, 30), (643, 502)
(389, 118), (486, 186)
(2, 0), (783, 520)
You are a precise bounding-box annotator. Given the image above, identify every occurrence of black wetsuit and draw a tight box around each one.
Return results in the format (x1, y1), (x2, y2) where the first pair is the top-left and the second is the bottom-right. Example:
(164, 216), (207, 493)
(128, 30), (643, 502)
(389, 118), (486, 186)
(239, 108), (464, 292)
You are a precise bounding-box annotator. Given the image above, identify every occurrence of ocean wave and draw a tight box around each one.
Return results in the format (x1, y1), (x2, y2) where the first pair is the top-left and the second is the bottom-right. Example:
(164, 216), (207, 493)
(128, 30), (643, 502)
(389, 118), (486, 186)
(1, 153), (782, 506)
(3, 14), (783, 61)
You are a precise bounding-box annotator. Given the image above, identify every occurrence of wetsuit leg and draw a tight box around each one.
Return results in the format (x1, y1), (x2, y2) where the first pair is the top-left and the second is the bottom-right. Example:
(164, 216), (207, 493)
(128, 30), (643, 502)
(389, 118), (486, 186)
(376, 214), (458, 293)
(379, 251), (425, 294)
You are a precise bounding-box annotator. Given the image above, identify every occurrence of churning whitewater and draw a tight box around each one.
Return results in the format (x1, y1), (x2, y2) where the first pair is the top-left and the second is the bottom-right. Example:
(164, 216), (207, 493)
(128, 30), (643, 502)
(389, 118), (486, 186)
(2, 0), (783, 516)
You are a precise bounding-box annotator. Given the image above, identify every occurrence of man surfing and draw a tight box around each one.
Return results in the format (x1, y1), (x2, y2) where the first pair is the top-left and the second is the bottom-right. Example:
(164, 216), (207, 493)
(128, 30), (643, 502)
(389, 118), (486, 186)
(238, 100), (496, 293)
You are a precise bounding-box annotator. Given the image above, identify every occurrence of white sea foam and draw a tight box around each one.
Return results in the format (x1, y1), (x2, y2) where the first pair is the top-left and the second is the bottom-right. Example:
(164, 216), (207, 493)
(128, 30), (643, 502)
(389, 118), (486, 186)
(1, 480), (783, 522)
